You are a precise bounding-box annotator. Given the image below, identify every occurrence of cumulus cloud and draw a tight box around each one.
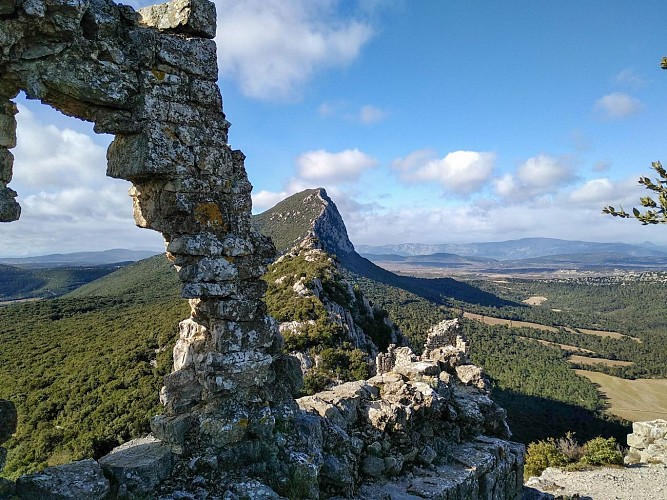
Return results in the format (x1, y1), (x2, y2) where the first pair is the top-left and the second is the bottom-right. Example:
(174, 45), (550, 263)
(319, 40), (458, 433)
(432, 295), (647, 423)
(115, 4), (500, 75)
(216, 0), (373, 100)
(495, 155), (575, 201)
(393, 150), (496, 194)
(297, 148), (378, 183)
(594, 92), (643, 120)
(12, 105), (108, 190)
(252, 189), (290, 213)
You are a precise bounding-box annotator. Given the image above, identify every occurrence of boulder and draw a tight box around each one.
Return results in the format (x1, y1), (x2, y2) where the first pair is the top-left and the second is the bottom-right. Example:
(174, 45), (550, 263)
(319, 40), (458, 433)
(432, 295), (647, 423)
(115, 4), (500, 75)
(625, 419), (667, 465)
(98, 436), (173, 494)
(15, 459), (109, 500)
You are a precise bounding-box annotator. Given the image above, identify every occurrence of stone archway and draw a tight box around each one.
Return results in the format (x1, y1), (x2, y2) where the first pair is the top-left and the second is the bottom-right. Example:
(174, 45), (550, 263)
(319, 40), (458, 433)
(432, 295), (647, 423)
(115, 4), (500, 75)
(0, 0), (300, 455)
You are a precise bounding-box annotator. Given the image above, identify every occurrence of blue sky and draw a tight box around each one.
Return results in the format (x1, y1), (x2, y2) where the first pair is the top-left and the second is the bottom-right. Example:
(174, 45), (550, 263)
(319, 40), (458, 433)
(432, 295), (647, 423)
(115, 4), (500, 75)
(3, 0), (667, 256)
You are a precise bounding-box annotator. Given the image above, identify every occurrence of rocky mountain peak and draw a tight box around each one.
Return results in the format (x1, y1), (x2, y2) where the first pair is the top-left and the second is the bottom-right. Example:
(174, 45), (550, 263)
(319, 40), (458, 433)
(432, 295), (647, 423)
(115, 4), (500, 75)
(254, 188), (355, 256)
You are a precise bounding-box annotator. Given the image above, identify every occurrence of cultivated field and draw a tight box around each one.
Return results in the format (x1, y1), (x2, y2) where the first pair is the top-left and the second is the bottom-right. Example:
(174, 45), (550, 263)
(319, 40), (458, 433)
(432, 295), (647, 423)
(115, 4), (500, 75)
(575, 369), (667, 422)
(523, 295), (547, 305)
(575, 327), (641, 342)
(568, 355), (634, 367)
(517, 336), (596, 354)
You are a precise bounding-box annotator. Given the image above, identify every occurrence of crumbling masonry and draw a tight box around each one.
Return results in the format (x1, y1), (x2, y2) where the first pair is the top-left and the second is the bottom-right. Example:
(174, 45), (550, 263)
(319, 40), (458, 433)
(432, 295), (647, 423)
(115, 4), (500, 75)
(0, 0), (299, 455)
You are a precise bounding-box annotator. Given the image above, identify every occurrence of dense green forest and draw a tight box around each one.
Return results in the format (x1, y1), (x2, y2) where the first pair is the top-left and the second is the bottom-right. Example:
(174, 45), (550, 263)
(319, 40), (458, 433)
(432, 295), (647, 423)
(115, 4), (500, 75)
(0, 295), (188, 478)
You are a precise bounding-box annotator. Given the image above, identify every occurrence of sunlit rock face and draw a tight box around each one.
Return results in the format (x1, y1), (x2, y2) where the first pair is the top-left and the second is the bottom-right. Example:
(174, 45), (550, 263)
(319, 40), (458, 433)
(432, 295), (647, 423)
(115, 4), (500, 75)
(0, 0), (297, 456)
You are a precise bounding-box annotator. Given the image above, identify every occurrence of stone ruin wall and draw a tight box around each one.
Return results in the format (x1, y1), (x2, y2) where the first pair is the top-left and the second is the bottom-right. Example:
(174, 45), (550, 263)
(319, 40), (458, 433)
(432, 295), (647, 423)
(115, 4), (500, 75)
(0, 0), (298, 455)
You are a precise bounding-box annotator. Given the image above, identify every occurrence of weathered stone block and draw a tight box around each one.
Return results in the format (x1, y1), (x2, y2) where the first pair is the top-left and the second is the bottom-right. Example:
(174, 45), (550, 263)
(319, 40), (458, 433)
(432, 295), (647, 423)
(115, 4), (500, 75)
(15, 459), (110, 500)
(151, 414), (193, 455)
(0, 101), (16, 149)
(139, 0), (216, 39)
(157, 35), (218, 79)
(0, 186), (20, 222)
(99, 436), (173, 494)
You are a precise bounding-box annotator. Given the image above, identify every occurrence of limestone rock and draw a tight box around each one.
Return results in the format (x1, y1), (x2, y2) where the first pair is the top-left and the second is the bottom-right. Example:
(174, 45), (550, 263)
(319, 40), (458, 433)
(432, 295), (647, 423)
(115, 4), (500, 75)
(15, 459), (110, 500)
(98, 436), (173, 494)
(625, 419), (667, 465)
(139, 0), (216, 38)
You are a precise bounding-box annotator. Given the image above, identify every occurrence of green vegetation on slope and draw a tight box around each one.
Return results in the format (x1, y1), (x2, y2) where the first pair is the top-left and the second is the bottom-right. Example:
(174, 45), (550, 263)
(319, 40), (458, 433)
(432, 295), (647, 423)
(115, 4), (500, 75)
(67, 254), (180, 301)
(253, 188), (324, 254)
(0, 295), (188, 478)
(0, 263), (125, 301)
(459, 275), (667, 378)
(263, 247), (392, 393)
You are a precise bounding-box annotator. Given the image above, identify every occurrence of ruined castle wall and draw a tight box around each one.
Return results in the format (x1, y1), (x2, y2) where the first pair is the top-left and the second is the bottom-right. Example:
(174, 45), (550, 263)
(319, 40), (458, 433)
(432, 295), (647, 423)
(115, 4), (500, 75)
(0, 0), (297, 455)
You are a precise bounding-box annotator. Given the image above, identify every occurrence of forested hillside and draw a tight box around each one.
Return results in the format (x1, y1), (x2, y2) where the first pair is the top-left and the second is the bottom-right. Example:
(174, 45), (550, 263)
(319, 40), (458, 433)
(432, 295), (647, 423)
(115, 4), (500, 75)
(456, 274), (667, 378)
(0, 263), (125, 301)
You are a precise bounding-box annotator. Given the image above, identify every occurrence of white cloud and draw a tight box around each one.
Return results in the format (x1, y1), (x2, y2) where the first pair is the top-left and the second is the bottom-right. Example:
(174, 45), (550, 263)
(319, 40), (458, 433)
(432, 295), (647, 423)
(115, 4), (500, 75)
(12, 105), (107, 190)
(394, 150), (496, 194)
(297, 148), (378, 183)
(1, 101), (164, 256)
(495, 154), (574, 201)
(569, 178), (615, 205)
(358, 105), (387, 124)
(594, 92), (643, 120)
(216, 0), (373, 100)
(252, 189), (290, 213)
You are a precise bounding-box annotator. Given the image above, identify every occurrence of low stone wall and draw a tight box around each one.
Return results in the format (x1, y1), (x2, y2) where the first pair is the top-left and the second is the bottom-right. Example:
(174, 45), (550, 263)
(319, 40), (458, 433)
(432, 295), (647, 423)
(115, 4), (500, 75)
(625, 419), (667, 465)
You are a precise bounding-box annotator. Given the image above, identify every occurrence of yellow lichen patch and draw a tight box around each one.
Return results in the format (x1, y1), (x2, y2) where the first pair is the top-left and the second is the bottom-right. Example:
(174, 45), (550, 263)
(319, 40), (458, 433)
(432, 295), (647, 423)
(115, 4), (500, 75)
(151, 68), (166, 81)
(195, 202), (226, 228)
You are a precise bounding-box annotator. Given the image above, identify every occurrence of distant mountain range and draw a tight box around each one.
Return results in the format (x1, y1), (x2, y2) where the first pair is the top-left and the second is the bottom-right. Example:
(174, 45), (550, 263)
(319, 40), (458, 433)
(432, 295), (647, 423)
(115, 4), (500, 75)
(357, 238), (667, 261)
(0, 249), (159, 267)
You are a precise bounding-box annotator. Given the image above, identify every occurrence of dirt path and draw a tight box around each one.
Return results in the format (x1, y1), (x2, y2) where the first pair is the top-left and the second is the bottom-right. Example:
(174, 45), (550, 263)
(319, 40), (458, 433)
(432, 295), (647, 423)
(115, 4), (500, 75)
(524, 464), (667, 499)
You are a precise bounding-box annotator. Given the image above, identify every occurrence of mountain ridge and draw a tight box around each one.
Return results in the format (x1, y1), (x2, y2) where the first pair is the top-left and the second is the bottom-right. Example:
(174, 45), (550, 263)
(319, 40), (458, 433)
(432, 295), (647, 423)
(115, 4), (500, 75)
(357, 237), (667, 261)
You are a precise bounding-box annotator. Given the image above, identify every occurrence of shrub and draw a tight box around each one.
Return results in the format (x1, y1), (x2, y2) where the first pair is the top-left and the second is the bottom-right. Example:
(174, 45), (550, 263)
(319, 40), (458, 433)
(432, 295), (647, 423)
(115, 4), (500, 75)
(581, 437), (623, 466)
(557, 431), (584, 461)
(524, 439), (569, 478)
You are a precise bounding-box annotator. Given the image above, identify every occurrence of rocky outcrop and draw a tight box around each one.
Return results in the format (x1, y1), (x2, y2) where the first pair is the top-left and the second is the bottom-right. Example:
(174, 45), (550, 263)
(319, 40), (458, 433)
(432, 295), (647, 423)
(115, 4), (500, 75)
(294, 320), (522, 498)
(267, 242), (405, 382)
(254, 188), (355, 256)
(625, 419), (667, 465)
(15, 459), (110, 500)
